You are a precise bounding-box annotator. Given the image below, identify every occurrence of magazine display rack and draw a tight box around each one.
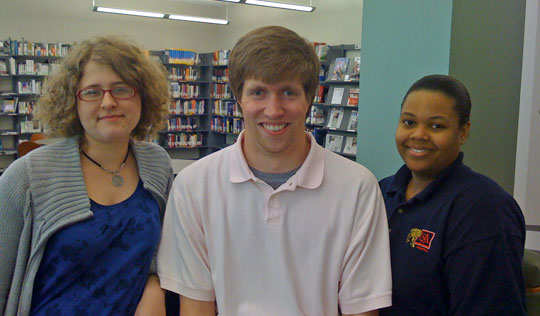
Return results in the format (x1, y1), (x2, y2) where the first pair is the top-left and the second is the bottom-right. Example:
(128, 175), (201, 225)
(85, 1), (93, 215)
(306, 44), (360, 160)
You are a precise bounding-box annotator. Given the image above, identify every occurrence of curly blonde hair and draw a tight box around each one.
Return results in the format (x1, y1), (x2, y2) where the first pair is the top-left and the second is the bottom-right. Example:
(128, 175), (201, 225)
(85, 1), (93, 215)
(35, 35), (170, 140)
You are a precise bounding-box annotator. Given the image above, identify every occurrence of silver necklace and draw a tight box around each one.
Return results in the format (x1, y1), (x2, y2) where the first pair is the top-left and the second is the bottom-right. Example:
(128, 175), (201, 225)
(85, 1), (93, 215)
(81, 149), (129, 187)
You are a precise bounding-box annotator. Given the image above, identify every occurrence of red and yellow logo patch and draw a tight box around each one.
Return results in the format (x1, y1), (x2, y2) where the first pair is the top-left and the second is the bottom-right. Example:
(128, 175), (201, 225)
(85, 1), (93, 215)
(406, 228), (436, 252)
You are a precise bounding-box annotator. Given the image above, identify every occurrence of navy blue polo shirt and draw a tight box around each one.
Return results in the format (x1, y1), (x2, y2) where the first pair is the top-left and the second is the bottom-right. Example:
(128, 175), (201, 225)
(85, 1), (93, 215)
(379, 153), (527, 316)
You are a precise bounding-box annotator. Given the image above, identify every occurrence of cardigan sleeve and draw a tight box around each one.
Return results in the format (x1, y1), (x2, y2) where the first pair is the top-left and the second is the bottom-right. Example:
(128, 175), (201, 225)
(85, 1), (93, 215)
(0, 157), (31, 315)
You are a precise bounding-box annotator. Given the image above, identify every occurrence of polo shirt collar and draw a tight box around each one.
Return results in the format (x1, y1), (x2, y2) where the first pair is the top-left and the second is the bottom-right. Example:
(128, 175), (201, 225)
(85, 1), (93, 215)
(229, 131), (324, 190)
(387, 152), (465, 202)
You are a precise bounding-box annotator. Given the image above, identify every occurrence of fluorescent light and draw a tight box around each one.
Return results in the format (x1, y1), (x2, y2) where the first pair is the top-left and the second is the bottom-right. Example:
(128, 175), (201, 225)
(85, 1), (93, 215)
(244, 0), (314, 12)
(94, 6), (165, 18)
(93, 6), (229, 24)
(217, 0), (241, 2)
(168, 14), (229, 25)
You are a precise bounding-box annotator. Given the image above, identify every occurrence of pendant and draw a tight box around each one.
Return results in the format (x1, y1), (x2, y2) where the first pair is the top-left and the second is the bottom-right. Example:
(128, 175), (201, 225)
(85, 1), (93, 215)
(112, 174), (124, 187)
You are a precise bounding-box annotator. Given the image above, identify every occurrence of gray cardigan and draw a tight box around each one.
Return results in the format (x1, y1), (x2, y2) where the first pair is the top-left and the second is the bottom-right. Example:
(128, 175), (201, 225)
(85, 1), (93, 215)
(0, 137), (174, 316)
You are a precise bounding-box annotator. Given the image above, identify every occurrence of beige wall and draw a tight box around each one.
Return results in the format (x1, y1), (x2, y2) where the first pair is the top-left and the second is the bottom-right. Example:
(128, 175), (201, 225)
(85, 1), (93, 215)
(0, 0), (362, 53)
(215, 0), (363, 49)
(515, 0), (540, 250)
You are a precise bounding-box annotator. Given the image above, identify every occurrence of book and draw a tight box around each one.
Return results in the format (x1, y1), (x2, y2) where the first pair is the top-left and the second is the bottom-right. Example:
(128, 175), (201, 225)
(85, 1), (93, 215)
(2, 99), (15, 113)
(343, 136), (357, 155)
(331, 57), (349, 81)
(330, 87), (345, 105)
(347, 110), (358, 131)
(0, 60), (7, 75)
(350, 56), (361, 80)
(325, 134), (344, 153)
(314, 85), (327, 103)
(312, 42), (328, 61)
(307, 106), (325, 125)
(347, 88), (359, 106)
(327, 107), (344, 129)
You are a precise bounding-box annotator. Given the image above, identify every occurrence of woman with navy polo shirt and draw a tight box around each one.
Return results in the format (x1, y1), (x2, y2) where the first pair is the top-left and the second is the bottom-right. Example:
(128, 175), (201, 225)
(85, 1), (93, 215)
(379, 74), (527, 316)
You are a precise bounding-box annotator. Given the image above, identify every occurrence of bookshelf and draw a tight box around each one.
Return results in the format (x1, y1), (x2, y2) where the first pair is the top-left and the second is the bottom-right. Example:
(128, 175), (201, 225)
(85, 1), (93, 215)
(158, 49), (243, 160)
(208, 51), (243, 152)
(306, 44), (360, 160)
(0, 39), (70, 174)
(0, 42), (245, 172)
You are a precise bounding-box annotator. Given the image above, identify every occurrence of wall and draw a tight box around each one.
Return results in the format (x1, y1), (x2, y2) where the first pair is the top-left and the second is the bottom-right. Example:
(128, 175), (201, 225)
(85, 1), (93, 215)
(514, 0), (540, 250)
(0, 0), (363, 53)
(449, 0), (526, 194)
(356, 0), (453, 179)
(358, 0), (526, 197)
(0, 0), (223, 52)
(215, 0), (363, 49)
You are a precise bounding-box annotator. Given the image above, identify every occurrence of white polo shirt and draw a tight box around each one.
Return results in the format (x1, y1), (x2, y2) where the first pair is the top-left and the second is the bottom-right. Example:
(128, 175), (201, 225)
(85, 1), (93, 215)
(157, 132), (392, 316)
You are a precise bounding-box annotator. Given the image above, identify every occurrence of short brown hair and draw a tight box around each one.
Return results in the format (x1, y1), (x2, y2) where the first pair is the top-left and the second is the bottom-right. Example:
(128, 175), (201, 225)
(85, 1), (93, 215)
(229, 26), (320, 106)
(35, 35), (170, 140)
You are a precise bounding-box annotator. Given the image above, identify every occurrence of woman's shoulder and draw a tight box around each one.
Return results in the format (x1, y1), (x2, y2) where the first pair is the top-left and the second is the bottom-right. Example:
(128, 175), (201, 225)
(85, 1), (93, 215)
(131, 140), (171, 169)
(131, 140), (170, 158)
(452, 164), (513, 202)
(446, 165), (524, 238)
(379, 174), (396, 190)
(0, 154), (30, 187)
(131, 140), (172, 180)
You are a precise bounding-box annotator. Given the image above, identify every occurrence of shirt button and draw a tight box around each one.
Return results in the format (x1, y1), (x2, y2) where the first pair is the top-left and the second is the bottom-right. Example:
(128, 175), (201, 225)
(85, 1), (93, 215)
(398, 208), (404, 214)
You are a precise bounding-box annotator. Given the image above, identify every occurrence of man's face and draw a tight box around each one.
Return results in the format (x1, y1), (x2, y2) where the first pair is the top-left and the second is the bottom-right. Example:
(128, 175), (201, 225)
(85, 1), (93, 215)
(238, 78), (310, 165)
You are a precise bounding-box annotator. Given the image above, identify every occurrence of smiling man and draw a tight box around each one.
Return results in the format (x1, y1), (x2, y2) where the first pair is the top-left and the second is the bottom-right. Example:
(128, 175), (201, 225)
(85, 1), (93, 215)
(157, 26), (392, 316)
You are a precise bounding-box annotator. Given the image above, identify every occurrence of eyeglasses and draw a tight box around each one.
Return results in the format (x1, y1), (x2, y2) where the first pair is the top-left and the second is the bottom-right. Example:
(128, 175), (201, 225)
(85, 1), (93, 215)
(76, 86), (137, 102)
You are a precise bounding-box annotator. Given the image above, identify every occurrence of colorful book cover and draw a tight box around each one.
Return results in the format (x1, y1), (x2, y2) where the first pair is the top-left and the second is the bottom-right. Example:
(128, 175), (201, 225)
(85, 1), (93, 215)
(327, 107), (344, 129)
(331, 58), (349, 81)
(325, 134), (344, 152)
(347, 88), (359, 106)
(343, 137), (357, 155)
(347, 110), (358, 131)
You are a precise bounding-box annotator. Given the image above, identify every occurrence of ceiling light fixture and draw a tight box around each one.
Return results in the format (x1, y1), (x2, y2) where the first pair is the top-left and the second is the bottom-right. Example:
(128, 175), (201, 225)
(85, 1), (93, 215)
(215, 0), (314, 12)
(168, 14), (229, 25)
(92, 0), (230, 25)
(245, 0), (314, 12)
(93, 6), (166, 18)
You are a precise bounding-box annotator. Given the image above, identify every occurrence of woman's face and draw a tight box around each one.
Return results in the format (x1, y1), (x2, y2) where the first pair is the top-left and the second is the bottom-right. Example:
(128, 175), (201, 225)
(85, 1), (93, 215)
(395, 89), (470, 180)
(76, 61), (142, 146)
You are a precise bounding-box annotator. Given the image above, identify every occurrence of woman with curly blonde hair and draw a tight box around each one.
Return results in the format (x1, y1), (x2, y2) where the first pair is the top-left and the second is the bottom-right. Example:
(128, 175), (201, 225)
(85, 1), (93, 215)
(0, 35), (173, 316)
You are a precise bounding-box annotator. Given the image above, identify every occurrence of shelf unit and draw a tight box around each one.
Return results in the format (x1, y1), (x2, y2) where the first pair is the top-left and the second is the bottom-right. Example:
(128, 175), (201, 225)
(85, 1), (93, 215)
(158, 50), (244, 160)
(306, 44), (361, 160)
(0, 49), (67, 173)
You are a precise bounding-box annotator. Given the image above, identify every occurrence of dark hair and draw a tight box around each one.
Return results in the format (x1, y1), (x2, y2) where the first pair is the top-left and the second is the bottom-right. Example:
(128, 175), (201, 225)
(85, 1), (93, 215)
(402, 74), (471, 126)
(229, 26), (320, 109)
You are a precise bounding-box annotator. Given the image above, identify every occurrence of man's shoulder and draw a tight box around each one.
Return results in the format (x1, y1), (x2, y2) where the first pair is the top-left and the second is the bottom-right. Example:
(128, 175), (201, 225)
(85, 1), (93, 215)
(322, 148), (378, 183)
(179, 146), (232, 177)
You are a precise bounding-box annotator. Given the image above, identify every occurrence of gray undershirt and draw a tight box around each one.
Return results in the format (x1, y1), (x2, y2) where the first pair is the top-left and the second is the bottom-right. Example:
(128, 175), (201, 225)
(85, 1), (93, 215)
(250, 166), (300, 190)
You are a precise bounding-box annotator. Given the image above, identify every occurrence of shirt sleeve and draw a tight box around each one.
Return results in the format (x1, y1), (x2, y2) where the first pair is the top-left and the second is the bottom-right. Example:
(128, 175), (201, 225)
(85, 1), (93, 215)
(0, 158), (28, 313)
(157, 176), (215, 301)
(338, 174), (393, 314)
(443, 189), (527, 316)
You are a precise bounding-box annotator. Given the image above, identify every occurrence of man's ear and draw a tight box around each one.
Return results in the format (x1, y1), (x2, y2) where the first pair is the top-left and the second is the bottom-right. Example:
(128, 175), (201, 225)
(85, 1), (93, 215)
(236, 97), (244, 114)
(460, 121), (471, 145)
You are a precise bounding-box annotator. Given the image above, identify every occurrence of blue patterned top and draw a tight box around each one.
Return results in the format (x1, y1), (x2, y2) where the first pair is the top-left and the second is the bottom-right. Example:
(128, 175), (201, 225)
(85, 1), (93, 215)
(30, 181), (160, 316)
